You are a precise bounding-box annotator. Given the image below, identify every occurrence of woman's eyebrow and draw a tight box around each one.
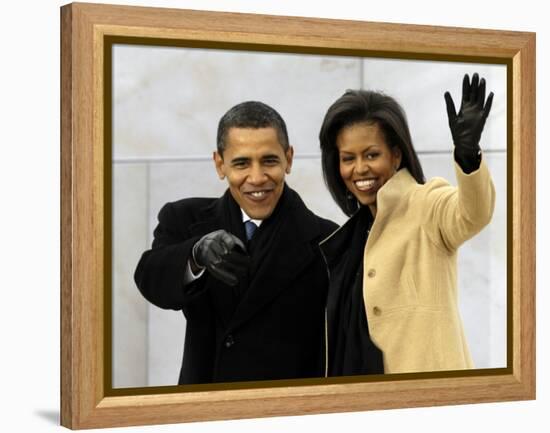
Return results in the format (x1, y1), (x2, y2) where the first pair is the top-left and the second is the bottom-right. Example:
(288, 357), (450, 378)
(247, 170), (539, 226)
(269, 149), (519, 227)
(339, 144), (379, 154)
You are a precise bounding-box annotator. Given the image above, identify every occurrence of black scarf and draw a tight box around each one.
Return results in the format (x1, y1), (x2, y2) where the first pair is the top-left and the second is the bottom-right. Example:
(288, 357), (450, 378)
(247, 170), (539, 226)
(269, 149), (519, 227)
(221, 184), (294, 301)
(326, 206), (384, 376)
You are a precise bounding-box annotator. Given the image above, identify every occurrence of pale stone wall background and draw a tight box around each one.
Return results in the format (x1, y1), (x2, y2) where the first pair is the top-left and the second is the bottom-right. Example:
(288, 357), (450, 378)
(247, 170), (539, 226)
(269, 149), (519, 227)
(111, 45), (506, 387)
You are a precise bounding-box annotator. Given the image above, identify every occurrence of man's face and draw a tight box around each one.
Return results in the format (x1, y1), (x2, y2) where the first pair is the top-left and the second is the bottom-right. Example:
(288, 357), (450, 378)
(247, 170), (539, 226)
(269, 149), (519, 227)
(214, 127), (293, 220)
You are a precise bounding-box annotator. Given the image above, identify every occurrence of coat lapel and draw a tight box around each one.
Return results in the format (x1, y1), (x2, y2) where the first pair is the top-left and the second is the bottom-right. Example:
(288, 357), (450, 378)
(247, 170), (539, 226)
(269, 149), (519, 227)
(226, 188), (319, 332)
(188, 190), (245, 241)
(188, 191), (247, 328)
(186, 187), (322, 333)
(366, 168), (417, 249)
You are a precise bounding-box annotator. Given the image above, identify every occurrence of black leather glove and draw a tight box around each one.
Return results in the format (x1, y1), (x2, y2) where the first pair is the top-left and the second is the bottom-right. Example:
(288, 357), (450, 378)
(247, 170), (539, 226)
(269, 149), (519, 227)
(444, 73), (494, 174)
(192, 230), (250, 286)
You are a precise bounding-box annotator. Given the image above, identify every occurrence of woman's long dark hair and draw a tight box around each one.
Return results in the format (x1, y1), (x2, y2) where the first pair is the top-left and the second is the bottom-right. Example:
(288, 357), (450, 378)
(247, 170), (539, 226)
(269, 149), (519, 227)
(319, 90), (425, 216)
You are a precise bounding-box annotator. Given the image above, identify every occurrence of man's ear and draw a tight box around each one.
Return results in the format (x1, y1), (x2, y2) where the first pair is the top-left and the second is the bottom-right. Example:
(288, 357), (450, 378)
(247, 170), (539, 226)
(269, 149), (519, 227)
(285, 146), (294, 174)
(213, 151), (225, 179)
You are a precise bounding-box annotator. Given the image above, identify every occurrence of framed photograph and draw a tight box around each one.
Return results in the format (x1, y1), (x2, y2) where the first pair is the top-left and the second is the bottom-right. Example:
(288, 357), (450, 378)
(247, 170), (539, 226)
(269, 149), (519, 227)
(61, 2), (535, 429)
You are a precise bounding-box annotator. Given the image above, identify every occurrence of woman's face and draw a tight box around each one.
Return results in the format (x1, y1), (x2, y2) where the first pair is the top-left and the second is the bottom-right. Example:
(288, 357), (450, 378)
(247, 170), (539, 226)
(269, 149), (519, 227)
(336, 122), (402, 216)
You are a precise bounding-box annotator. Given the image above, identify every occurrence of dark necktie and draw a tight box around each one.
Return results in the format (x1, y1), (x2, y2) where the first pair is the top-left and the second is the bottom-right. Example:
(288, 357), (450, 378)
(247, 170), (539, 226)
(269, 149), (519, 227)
(244, 220), (257, 241)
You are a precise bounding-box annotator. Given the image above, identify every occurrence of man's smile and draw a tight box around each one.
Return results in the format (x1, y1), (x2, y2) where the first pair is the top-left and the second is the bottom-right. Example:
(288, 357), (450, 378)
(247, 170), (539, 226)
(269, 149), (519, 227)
(243, 188), (275, 202)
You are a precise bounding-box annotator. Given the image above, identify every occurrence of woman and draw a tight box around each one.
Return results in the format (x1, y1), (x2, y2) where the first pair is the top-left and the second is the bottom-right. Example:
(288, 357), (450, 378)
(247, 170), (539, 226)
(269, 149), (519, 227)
(319, 73), (495, 376)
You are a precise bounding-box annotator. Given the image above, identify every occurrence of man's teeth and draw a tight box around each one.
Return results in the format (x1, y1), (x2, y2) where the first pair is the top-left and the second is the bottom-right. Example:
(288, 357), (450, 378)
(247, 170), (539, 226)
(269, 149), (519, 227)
(250, 191), (266, 198)
(355, 179), (375, 189)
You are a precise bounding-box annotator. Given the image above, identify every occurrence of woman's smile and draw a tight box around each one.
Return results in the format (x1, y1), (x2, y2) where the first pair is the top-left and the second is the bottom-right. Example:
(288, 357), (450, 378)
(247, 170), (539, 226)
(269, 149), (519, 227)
(354, 178), (378, 192)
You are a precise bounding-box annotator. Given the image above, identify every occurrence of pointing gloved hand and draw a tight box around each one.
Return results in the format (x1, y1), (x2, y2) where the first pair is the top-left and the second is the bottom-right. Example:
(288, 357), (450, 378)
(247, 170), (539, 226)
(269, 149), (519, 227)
(192, 230), (250, 286)
(444, 72), (494, 174)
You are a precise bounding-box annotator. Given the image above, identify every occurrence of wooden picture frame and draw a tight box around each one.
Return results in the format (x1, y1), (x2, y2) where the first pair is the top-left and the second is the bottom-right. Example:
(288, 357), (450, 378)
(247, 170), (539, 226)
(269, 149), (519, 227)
(60, 2), (536, 429)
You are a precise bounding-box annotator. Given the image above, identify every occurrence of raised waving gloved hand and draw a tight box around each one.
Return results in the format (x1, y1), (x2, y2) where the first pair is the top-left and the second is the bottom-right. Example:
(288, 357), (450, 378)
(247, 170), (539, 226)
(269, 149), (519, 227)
(444, 73), (494, 174)
(192, 229), (250, 286)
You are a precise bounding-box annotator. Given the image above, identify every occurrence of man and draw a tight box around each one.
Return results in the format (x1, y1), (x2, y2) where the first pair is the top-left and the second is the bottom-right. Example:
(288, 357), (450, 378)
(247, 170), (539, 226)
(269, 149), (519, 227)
(134, 101), (337, 385)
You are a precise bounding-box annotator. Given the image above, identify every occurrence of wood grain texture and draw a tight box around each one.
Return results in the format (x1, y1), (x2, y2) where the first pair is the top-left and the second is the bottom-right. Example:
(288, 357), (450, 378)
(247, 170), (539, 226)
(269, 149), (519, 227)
(60, 4), (73, 429)
(512, 33), (536, 396)
(70, 2), (531, 58)
(60, 2), (536, 429)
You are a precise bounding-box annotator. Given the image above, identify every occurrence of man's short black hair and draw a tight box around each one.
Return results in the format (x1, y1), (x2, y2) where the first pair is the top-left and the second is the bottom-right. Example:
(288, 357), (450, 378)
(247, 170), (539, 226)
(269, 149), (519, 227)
(217, 101), (289, 155)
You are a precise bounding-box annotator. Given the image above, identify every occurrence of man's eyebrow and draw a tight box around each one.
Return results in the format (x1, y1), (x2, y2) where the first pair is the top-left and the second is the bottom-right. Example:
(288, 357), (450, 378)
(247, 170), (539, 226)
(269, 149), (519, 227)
(261, 154), (281, 160)
(229, 156), (251, 165)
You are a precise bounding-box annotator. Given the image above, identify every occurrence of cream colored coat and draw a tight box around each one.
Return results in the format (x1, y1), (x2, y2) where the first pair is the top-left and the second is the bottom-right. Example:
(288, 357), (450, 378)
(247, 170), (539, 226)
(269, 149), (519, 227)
(362, 160), (495, 373)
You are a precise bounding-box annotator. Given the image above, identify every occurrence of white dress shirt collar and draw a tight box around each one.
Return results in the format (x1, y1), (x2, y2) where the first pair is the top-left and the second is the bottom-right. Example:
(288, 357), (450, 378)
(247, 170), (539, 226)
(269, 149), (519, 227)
(240, 209), (263, 227)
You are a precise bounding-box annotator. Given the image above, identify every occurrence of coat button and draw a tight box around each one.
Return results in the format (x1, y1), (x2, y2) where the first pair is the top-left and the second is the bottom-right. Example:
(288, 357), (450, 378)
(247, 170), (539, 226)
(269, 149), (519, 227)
(373, 306), (382, 316)
(367, 269), (376, 278)
(224, 335), (235, 348)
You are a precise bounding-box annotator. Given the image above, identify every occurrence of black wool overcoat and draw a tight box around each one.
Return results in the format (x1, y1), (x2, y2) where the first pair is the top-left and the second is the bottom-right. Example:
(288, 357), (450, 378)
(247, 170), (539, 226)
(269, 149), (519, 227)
(134, 185), (338, 385)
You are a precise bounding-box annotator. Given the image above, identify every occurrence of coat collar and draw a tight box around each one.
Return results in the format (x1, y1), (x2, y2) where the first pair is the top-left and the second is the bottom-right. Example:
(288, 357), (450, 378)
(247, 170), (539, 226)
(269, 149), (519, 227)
(228, 185), (320, 332)
(367, 168), (418, 248)
(189, 185), (321, 242)
(189, 185), (322, 332)
(188, 189), (246, 243)
(320, 168), (418, 264)
(375, 167), (417, 220)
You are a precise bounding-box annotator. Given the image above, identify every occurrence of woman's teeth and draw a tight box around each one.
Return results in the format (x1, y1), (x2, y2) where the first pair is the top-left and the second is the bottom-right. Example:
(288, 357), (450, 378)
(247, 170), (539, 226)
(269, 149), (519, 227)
(355, 179), (375, 190)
